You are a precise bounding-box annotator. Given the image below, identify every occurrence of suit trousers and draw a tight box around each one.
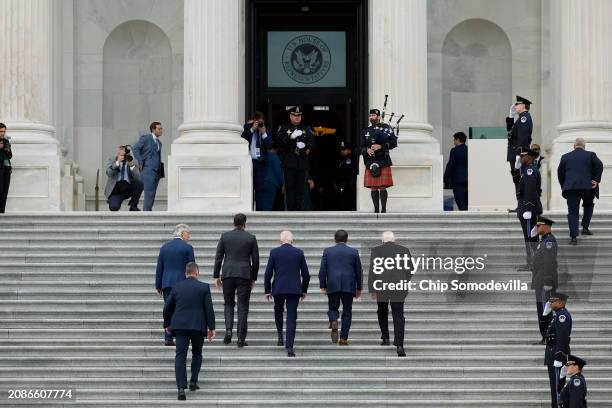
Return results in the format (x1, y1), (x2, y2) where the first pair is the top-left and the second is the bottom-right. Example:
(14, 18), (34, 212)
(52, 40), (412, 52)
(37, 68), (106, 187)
(452, 183), (468, 211)
(327, 292), (354, 340)
(174, 329), (204, 390)
(565, 189), (595, 238)
(222, 277), (252, 341)
(257, 181), (278, 211)
(283, 167), (306, 211)
(107, 180), (143, 211)
(163, 287), (175, 342)
(377, 300), (406, 346)
(518, 214), (539, 265)
(273, 294), (300, 349)
(0, 166), (10, 213)
(141, 169), (160, 211)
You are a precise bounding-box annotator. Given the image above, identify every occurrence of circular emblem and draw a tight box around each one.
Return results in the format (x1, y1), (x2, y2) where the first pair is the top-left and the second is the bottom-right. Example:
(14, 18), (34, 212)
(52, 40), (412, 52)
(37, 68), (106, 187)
(559, 315), (566, 323)
(573, 378), (581, 386)
(345, 158), (352, 165)
(521, 116), (527, 123)
(527, 168), (533, 175)
(282, 35), (332, 84)
(546, 241), (553, 249)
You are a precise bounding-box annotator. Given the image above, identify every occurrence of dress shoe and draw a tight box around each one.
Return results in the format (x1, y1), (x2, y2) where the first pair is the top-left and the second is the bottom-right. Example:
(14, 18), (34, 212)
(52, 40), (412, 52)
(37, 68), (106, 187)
(237, 340), (248, 348)
(189, 382), (200, 391)
(517, 264), (532, 271)
(277, 336), (284, 346)
(177, 389), (186, 400)
(164, 341), (176, 346)
(570, 237), (578, 245)
(330, 321), (339, 344)
(339, 339), (349, 346)
(396, 346), (406, 357)
(380, 339), (390, 346)
(581, 228), (593, 236)
(129, 206), (141, 211)
(287, 348), (296, 357)
(532, 337), (545, 345)
(223, 333), (232, 344)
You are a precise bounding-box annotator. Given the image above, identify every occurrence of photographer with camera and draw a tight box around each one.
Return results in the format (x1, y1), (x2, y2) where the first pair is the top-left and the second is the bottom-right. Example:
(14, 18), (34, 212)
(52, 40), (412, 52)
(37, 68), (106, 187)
(0, 123), (12, 213)
(104, 145), (143, 211)
(241, 112), (272, 211)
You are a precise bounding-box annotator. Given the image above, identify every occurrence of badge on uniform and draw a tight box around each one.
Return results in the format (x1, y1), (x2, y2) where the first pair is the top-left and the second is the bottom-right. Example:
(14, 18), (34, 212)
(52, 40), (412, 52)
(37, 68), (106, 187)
(546, 241), (553, 249)
(527, 168), (533, 175)
(345, 158), (351, 165)
(573, 378), (581, 386)
(521, 116), (527, 123)
(559, 315), (566, 323)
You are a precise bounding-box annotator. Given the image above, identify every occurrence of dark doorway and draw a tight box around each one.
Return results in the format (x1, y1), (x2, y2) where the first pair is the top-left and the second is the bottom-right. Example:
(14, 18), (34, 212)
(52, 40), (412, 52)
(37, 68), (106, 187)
(246, 0), (367, 210)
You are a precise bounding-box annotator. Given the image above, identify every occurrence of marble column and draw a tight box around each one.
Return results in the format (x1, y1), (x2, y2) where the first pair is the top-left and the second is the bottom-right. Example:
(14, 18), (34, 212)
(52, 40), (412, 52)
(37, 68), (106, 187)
(359, 0), (443, 212)
(0, 0), (61, 211)
(550, 0), (612, 210)
(167, 0), (251, 211)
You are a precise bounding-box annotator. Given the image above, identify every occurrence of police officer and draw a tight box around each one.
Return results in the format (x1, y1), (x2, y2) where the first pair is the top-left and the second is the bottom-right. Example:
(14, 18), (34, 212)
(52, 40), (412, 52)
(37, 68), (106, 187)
(506, 96), (533, 194)
(335, 141), (358, 211)
(361, 109), (397, 213)
(532, 216), (558, 344)
(517, 149), (542, 271)
(544, 292), (572, 408)
(275, 106), (314, 211)
(559, 355), (587, 408)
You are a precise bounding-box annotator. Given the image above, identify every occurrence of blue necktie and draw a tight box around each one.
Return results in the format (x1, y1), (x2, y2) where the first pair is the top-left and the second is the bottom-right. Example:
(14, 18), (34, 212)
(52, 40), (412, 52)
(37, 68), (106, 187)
(120, 163), (126, 181)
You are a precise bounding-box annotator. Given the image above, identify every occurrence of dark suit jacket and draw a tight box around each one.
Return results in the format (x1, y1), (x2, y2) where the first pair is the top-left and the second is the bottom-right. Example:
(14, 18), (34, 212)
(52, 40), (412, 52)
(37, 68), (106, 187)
(444, 143), (468, 187)
(241, 123), (272, 162)
(155, 238), (196, 290)
(133, 133), (162, 173)
(104, 157), (141, 198)
(264, 243), (310, 296)
(368, 241), (414, 302)
(558, 148), (604, 198)
(163, 277), (215, 332)
(319, 243), (362, 295)
(213, 228), (260, 281)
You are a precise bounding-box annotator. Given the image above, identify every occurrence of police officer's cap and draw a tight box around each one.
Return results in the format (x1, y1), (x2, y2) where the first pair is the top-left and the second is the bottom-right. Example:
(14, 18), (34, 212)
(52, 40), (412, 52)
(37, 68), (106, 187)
(536, 216), (554, 226)
(369, 108), (381, 116)
(288, 106), (303, 116)
(340, 141), (353, 150)
(515, 95), (532, 106)
(566, 355), (587, 369)
(520, 148), (539, 157)
(548, 292), (569, 302)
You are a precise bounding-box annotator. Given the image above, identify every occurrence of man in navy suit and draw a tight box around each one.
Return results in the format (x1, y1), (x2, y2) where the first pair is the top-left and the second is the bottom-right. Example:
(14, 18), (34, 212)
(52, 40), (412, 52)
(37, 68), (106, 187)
(133, 121), (163, 211)
(163, 262), (216, 401)
(242, 112), (272, 210)
(264, 230), (310, 357)
(319, 230), (363, 345)
(443, 131), (468, 210)
(156, 224), (196, 345)
(557, 138), (604, 244)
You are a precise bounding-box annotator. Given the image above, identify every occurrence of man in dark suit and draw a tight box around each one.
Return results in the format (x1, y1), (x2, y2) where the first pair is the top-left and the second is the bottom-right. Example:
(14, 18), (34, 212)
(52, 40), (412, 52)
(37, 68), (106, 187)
(213, 213), (259, 347)
(368, 231), (414, 357)
(319, 229), (362, 345)
(242, 112), (272, 210)
(156, 224), (196, 345)
(443, 131), (468, 211)
(104, 145), (143, 211)
(133, 121), (163, 211)
(264, 230), (310, 357)
(557, 137), (604, 245)
(163, 262), (215, 401)
(0, 123), (12, 213)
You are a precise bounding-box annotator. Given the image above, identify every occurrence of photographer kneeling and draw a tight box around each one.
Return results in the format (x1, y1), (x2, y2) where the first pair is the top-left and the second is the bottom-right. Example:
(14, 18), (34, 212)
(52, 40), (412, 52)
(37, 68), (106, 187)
(104, 145), (143, 211)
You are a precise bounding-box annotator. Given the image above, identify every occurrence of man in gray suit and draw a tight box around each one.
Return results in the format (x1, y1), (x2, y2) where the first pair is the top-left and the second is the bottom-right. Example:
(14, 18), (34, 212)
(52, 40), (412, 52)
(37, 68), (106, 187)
(133, 121), (163, 211)
(104, 145), (143, 211)
(213, 213), (260, 347)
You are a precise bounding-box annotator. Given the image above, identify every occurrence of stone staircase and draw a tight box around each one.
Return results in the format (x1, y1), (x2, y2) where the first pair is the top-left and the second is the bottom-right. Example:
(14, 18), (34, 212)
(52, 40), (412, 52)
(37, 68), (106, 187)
(0, 212), (611, 407)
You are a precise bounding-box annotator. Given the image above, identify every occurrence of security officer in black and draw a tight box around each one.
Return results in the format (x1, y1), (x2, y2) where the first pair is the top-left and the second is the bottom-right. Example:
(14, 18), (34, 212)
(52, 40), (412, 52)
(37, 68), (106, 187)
(335, 141), (358, 211)
(532, 216), (558, 344)
(544, 292), (572, 408)
(559, 355), (587, 408)
(506, 96), (533, 194)
(517, 149), (542, 271)
(275, 106), (314, 211)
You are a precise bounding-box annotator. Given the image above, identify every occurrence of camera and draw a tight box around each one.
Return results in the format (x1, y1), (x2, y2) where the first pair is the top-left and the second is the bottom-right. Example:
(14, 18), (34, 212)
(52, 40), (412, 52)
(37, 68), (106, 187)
(257, 121), (264, 128)
(121, 145), (133, 163)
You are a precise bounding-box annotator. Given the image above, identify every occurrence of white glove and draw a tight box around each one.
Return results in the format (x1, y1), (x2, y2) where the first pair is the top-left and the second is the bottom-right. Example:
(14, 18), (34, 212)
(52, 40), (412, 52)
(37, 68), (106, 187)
(296, 141), (305, 149)
(290, 130), (303, 139)
(514, 155), (522, 170)
(522, 211), (532, 220)
(560, 366), (568, 378)
(509, 104), (517, 118)
(554, 360), (563, 368)
(543, 301), (552, 316)
(530, 225), (538, 238)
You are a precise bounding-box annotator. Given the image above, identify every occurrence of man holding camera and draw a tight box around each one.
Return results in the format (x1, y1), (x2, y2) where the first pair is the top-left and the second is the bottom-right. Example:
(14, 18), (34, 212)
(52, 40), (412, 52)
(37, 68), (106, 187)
(104, 145), (143, 211)
(0, 123), (12, 213)
(275, 106), (314, 211)
(242, 112), (272, 211)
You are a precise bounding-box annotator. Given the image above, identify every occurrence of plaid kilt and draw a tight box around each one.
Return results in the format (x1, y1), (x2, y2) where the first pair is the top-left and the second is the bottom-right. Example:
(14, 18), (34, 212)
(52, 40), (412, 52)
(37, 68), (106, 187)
(364, 166), (393, 188)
